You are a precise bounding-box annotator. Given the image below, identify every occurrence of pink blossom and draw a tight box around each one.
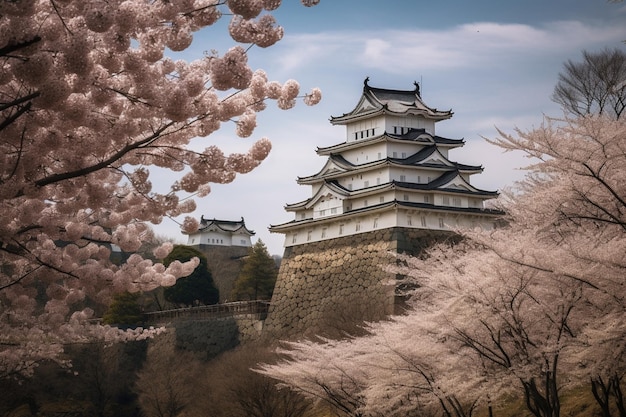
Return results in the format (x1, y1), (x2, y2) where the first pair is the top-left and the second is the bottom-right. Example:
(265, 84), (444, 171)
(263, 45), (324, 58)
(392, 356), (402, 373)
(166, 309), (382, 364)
(236, 109), (257, 137)
(153, 242), (174, 259)
(181, 216), (200, 234)
(304, 87), (322, 105)
(0, 0), (320, 379)
(228, 0), (263, 19)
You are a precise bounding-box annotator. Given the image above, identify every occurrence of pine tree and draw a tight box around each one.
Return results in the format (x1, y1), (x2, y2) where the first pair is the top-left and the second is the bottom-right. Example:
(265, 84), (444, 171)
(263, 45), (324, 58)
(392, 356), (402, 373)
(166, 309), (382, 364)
(102, 292), (143, 326)
(231, 240), (278, 301)
(162, 246), (219, 307)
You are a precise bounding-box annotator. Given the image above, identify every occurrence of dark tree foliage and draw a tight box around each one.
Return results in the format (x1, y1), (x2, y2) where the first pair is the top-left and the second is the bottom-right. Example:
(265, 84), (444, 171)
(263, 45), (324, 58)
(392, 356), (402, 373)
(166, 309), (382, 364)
(231, 240), (277, 301)
(552, 48), (626, 120)
(162, 245), (219, 307)
(102, 292), (143, 326)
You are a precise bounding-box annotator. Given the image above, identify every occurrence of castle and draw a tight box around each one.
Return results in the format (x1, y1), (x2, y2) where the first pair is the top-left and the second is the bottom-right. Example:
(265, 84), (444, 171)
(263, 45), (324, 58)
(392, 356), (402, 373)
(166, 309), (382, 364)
(263, 79), (502, 338)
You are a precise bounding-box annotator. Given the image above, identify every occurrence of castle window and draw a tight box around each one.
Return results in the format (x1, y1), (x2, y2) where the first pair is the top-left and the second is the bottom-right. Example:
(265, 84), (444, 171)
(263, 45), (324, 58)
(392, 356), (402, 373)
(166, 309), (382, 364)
(191, 238), (195, 244)
(378, 152), (382, 159)
(380, 196), (384, 203)
(453, 197), (462, 207)
(393, 126), (398, 134)
(307, 231), (312, 241)
(364, 199), (368, 207)
(364, 180), (369, 187)
(321, 228), (327, 238)
(376, 177), (381, 185)
(399, 175), (406, 182)
(360, 131), (364, 138)
(373, 218), (378, 228)
(355, 221), (361, 231)
(331, 207), (337, 214)
(407, 215), (412, 226)
(417, 175), (421, 183)
(442, 196), (450, 205)
(348, 184), (353, 190)
(240, 239), (246, 245)
(403, 194), (409, 201)
(421, 216), (427, 227)
(424, 195), (430, 203)
(354, 132), (358, 140)
(292, 234), (297, 244)
(339, 224), (344, 235)
(319, 209), (326, 216)
(439, 218), (445, 228)
(401, 152), (407, 158)
(371, 128), (375, 136)
(393, 151), (397, 158)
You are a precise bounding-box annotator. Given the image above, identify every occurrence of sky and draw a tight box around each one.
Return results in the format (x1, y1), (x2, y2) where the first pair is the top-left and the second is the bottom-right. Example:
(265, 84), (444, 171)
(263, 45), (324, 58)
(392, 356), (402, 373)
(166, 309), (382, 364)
(153, 0), (626, 256)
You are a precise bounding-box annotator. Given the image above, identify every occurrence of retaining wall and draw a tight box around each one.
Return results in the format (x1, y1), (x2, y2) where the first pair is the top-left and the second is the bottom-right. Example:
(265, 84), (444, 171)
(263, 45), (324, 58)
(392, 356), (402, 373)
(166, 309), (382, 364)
(262, 227), (457, 340)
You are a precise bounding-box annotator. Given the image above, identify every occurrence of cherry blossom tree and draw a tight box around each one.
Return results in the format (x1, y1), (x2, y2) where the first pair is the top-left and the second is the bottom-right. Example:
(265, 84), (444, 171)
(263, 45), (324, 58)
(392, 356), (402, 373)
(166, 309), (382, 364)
(260, 115), (626, 417)
(0, 0), (321, 379)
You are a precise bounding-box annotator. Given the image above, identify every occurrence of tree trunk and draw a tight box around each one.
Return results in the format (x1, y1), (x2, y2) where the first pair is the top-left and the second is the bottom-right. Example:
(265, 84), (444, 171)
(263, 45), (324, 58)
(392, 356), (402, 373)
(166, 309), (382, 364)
(591, 376), (612, 417)
(611, 374), (626, 417)
(522, 373), (560, 417)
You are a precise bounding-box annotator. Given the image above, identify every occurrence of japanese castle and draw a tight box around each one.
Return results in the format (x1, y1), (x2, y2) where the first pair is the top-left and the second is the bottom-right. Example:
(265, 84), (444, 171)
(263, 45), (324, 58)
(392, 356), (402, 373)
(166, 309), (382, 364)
(269, 79), (501, 247)
(186, 216), (254, 247)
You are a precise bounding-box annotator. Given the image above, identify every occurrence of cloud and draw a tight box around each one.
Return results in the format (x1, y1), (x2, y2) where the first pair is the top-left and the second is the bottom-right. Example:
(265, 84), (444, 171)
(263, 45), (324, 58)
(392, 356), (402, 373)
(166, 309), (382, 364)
(275, 20), (626, 75)
(153, 15), (626, 256)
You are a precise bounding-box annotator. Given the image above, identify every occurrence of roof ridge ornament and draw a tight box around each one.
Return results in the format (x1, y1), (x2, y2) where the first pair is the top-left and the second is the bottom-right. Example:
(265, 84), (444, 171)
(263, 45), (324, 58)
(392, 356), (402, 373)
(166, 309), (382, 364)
(363, 76), (370, 91)
(413, 81), (421, 98)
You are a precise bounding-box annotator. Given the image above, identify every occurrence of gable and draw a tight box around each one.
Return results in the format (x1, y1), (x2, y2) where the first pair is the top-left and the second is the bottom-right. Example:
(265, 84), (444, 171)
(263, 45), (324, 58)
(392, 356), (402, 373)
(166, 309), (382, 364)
(422, 148), (454, 166)
(440, 174), (479, 192)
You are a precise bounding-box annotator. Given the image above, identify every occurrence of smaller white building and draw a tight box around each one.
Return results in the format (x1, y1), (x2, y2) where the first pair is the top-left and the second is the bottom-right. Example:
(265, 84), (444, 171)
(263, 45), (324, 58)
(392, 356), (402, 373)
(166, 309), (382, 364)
(185, 216), (255, 247)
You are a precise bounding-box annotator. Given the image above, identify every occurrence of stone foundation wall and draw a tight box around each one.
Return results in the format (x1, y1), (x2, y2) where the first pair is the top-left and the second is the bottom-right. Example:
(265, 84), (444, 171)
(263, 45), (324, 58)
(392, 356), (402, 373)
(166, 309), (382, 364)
(158, 315), (265, 361)
(263, 227), (457, 340)
(192, 244), (249, 303)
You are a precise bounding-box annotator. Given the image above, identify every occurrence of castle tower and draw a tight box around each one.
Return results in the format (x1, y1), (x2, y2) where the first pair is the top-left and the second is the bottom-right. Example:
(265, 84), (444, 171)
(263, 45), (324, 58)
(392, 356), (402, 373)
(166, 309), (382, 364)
(263, 80), (502, 339)
(185, 216), (254, 247)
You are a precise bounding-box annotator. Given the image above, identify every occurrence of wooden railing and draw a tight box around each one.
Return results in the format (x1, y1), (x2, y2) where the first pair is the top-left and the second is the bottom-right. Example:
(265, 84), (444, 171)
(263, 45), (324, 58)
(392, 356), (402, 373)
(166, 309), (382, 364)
(143, 300), (270, 323)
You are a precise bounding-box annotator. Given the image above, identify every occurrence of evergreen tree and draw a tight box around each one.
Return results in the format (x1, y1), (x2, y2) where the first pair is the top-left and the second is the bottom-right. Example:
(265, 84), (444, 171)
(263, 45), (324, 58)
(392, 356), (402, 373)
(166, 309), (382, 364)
(102, 292), (143, 326)
(162, 246), (219, 307)
(231, 240), (278, 301)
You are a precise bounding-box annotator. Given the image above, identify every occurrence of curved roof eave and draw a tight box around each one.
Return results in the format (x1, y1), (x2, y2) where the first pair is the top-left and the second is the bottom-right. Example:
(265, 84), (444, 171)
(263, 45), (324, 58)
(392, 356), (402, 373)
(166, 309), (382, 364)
(316, 130), (464, 156)
(269, 200), (504, 233)
(330, 107), (452, 125)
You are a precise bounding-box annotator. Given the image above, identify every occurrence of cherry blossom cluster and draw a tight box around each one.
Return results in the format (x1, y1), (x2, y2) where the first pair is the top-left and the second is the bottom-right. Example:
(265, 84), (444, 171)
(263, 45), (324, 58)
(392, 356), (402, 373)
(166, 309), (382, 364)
(0, 0), (319, 377)
(261, 116), (626, 417)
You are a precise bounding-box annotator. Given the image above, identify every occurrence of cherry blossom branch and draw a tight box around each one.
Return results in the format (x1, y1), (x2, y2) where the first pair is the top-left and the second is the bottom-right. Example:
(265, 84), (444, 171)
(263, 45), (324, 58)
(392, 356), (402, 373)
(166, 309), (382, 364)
(34, 121), (177, 188)
(0, 36), (42, 58)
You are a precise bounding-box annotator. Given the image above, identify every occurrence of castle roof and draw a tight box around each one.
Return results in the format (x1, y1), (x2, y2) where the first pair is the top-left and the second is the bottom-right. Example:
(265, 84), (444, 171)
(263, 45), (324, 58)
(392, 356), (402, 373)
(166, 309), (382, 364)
(316, 128), (464, 156)
(285, 171), (498, 213)
(329, 78), (453, 125)
(189, 216), (255, 236)
(297, 145), (483, 185)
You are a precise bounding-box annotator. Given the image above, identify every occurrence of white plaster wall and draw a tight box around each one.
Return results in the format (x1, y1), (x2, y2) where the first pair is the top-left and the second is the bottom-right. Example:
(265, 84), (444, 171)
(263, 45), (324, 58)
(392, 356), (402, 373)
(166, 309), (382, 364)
(282, 208), (497, 247)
